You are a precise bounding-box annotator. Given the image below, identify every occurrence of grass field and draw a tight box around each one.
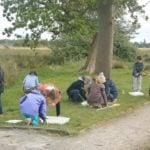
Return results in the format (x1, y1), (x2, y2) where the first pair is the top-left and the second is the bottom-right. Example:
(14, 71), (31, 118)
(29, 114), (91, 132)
(0, 47), (149, 135)
(137, 48), (150, 58)
(0, 46), (51, 56)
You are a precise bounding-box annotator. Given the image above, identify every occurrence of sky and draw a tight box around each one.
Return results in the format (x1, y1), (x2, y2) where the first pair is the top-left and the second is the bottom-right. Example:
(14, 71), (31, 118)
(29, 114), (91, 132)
(0, 0), (150, 42)
(131, 0), (150, 43)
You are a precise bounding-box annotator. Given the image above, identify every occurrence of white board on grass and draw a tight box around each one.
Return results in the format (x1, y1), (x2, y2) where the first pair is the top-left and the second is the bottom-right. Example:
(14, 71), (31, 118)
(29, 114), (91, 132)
(129, 92), (144, 96)
(46, 116), (70, 125)
(6, 120), (23, 123)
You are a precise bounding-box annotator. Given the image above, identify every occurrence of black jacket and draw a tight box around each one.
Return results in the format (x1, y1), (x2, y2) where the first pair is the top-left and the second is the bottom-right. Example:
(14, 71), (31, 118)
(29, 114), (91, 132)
(0, 67), (4, 94)
(67, 80), (86, 100)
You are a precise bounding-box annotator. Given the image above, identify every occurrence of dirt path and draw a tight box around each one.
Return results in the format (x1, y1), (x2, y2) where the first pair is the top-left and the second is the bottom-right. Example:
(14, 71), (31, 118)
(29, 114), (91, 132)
(1, 103), (150, 150)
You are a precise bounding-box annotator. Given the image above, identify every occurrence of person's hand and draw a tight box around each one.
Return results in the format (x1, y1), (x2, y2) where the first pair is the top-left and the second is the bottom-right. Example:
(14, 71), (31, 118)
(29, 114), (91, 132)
(48, 103), (55, 108)
(40, 118), (47, 124)
(43, 119), (47, 124)
(51, 103), (55, 107)
(136, 73), (140, 77)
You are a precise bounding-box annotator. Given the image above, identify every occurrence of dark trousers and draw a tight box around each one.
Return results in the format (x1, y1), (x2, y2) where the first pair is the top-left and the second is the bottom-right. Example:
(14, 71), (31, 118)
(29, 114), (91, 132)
(107, 93), (117, 102)
(68, 90), (84, 103)
(0, 94), (3, 114)
(56, 102), (60, 116)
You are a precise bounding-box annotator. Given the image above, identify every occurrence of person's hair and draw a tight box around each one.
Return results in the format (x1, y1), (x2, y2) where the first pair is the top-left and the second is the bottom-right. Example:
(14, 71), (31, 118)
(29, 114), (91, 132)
(82, 76), (85, 81)
(93, 75), (101, 84)
(29, 71), (38, 76)
(137, 56), (142, 61)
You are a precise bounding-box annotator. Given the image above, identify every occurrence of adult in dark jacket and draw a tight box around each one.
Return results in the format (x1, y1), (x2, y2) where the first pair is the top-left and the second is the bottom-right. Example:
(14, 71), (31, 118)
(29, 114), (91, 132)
(0, 66), (4, 114)
(67, 77), (88, 103)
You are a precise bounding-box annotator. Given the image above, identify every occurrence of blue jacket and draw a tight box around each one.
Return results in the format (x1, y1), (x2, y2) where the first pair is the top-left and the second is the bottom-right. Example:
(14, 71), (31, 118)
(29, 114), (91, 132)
(20, 90), (47, 121)
(104, 79), (118, 100)
(132, 62), (144, 77)
(23, 74), (39, 90)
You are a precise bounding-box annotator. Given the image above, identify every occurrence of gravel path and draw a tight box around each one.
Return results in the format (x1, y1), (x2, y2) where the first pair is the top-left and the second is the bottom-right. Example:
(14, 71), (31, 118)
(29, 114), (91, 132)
(1, 103), (150, 150)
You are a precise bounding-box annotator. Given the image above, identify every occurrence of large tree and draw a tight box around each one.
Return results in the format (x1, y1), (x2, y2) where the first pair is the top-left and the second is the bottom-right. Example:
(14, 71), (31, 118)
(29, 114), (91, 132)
(81, 0), (146, 78)
(1, 0), (147, 78)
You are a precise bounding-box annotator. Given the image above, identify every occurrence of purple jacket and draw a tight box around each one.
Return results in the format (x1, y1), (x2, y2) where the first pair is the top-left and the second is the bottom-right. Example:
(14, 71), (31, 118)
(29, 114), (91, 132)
(87, 83), (107, 107)
(20, 90), (47, 120)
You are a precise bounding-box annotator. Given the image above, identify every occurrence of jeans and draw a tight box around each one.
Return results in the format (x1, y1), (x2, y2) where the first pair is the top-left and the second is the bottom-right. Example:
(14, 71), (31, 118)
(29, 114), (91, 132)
(23, 113), (39, 126)
(133, 76), (142, 92)
(107, 94), (117, 102)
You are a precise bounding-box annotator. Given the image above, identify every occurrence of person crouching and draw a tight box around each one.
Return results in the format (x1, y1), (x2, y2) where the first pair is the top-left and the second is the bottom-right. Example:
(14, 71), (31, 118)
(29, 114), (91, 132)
(20, 89), (47, 126)
(38, 83), (62, 116)
(87, 75), (107, 108)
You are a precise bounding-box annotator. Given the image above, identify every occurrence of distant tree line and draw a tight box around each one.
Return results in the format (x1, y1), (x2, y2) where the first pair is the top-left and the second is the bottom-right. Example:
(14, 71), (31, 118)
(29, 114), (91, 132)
(134, 40), (150, 48)
(0, 39), (49, 47)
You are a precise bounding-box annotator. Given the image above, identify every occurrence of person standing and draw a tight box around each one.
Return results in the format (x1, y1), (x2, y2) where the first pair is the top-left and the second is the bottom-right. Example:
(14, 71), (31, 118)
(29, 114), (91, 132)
(0, 65), (4, 115)
(132, 56), (144, 92)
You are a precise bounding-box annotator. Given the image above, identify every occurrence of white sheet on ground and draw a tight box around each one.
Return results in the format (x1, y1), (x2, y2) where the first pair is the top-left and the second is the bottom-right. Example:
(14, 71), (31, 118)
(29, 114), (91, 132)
(129, 91), (144, 96)
(5, 120), (23, 123)
(46, 116), (70, 125)
(81, 101), (89, 106)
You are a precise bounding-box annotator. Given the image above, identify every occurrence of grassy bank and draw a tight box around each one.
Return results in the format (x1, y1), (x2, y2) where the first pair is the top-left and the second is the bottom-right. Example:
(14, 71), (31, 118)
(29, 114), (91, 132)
(0, 60), (149, 135)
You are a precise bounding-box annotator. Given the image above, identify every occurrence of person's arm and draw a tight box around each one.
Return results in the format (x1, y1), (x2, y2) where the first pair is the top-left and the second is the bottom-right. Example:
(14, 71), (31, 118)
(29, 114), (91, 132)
(111, 81), (118, 98)
(0, 68), (4, 93)
(80, 87), (87, 100)
(39, 97), (47, 122)
(47, 88), (62, 107)
(132, 63), (138, 77)
(105, 82), (110, 97)
(139, 63), (144, 75)
(23, 75), (28, 88)
(35, 76), (40, 87)
(51, 93), (62, 106)
(101, 85), (107, 105)
(87, 86), (91, 95)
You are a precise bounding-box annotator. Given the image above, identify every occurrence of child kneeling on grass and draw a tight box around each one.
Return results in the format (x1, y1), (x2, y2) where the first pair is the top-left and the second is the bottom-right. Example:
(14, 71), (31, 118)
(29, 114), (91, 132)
(87, 75), (107, 108)
(20, 89), (47, 126)
(66, 76), (89, 103)
(38, 83), (62, 116)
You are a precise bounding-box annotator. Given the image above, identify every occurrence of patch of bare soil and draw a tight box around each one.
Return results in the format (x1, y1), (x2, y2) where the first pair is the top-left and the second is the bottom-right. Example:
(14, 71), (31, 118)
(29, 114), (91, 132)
(1, 103), (150, 150)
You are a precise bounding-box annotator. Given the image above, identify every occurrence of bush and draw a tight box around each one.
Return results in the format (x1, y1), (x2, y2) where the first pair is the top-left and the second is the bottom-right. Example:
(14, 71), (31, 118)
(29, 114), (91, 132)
(143, 54), (150, 63)
(114, 41), (137, 61)
(2, 61), (19, 87)
(112, 60), (125, 69)
(49, 39), (89, 64)
(144, 64), (150, 71)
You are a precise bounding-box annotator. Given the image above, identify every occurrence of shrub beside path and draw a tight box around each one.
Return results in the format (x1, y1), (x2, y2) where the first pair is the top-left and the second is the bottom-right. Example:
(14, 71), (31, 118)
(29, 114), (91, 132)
(0, 103), (150, 150)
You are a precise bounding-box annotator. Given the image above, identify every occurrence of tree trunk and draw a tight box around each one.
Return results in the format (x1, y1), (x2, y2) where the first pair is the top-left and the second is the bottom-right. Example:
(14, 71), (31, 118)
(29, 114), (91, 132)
(80, 33), (98, 73)
(83, 0), (114, 79)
